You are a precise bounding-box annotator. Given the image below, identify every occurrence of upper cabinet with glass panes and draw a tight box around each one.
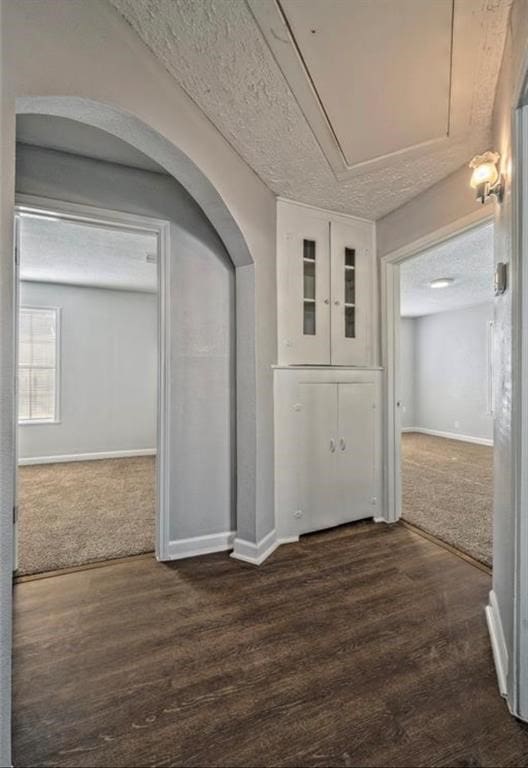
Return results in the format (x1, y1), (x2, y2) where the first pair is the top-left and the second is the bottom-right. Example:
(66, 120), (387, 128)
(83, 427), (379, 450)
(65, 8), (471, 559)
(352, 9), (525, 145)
(276, 199), (376, 367)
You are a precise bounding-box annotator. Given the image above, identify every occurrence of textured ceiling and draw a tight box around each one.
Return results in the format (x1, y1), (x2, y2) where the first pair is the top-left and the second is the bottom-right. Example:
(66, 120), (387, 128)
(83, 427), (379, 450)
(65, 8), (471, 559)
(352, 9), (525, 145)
(400, 221), (494, 317)
(109, 0), (512, 219)
(19, 215), (158, 293)
(17, 114), (168, 175)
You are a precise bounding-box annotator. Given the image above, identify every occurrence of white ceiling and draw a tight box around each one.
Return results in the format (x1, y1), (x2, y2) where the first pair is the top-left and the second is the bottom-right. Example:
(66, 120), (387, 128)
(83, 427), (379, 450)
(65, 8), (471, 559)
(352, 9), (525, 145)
(109, 0), (511, 219)
(17, 114), (168, 175)
(18, 215), (158, 293)
(400, 221), (494, 317)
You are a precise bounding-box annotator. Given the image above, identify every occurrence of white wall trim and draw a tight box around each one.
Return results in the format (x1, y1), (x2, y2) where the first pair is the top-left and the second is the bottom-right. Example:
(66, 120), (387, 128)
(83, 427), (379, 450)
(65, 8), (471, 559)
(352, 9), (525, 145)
(18, 448), (156, 466)
(167, 531), (235, 560)
(486, 590), (508, 697)
(278, 535), (300, 545)
(402, 427), (493, 446)
(231, 528), (279, 566)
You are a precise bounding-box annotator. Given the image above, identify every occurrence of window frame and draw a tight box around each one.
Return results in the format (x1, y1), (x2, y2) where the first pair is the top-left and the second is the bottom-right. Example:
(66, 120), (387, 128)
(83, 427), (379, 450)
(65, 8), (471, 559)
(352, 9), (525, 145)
(18, 305), (61, 426)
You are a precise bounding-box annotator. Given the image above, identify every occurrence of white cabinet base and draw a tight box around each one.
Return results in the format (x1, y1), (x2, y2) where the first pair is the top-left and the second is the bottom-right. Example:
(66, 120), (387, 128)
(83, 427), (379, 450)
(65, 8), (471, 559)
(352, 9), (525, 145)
(274, 366), (383, 540)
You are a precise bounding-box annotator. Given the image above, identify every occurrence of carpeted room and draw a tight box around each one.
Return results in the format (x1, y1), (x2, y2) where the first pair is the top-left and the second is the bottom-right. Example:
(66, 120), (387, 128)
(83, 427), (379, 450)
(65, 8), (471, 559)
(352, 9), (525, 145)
(16, 212), (159, 576)
(399, 221), (495, 567)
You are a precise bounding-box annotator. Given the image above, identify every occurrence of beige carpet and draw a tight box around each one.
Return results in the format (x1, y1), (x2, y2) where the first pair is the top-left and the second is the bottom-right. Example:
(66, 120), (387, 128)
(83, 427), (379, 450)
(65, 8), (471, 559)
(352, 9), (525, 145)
(401, 432), (493, 566)
(17, 457), (155, 575)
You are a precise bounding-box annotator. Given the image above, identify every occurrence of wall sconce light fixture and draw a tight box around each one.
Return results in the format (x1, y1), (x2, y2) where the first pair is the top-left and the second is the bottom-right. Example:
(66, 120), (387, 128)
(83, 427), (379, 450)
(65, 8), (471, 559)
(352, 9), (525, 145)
(469, 151), (504, 204)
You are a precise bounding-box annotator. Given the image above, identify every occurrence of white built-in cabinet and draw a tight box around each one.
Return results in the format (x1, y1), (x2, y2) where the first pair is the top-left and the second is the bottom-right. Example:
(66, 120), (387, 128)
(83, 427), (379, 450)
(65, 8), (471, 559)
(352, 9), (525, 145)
(277, 199), (376, 366)
(274, 200), (382, 541)
(274, 367), (382, 539)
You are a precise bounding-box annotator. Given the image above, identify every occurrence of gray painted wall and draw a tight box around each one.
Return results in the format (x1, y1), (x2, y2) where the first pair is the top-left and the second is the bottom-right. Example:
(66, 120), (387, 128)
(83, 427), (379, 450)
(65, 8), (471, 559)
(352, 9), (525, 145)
(399, 317), (416, 429)
(491, 0), (528, 713)
(400, 304), (494, 441)
(18, 281), (157, 460)
(378, 0), (527, 713)
(16, 144), (236, 541)
(377, 164), (481, 259)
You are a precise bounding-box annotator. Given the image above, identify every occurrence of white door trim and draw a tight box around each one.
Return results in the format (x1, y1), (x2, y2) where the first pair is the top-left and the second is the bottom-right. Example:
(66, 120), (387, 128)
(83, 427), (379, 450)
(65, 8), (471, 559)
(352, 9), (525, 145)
(512, 102), (528, 721)
(380, 206), (494, 524)
(14, 194), (172, 561)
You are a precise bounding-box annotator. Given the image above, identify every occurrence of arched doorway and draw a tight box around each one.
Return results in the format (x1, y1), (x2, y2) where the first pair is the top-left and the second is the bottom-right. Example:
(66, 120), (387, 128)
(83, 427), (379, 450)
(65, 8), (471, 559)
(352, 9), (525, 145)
(15, 97), (259, 550)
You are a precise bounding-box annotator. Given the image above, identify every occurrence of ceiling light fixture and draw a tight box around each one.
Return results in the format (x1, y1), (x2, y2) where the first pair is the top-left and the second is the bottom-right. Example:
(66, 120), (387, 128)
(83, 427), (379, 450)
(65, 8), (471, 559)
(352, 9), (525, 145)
(430, 277), (455, 289)
(469, 151), (504, 204)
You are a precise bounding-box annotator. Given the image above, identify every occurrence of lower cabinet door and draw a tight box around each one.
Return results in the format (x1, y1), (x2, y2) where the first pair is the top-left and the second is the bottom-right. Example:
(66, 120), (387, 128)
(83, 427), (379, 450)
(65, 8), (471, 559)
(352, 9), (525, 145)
(337, 383), (376, 523)
(297, 382), (340, 534)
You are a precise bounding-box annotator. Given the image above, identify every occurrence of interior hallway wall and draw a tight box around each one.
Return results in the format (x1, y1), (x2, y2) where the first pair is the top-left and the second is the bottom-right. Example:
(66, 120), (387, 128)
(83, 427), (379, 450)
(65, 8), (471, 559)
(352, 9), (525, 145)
(16, 144), (236, 541)
(379, 0), (528, 718)
(400, 303), (494, 442)
(491, 0), (528, 717)
(1, 1), (278, 760)
(18, 281), (157, 461)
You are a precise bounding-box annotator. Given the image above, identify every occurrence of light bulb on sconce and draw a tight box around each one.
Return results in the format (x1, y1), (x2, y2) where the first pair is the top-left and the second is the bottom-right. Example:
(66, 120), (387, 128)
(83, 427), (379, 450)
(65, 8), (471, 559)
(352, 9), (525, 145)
(469, 151), (504, 204)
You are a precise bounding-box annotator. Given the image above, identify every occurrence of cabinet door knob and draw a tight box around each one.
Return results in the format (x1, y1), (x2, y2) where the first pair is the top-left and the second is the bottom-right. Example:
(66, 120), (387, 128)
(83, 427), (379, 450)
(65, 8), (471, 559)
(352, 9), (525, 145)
(334, 300), (340, 306)
(323, 298), (329, 304)
(329, 439), (336, 453)
(340, 437), (346, 451)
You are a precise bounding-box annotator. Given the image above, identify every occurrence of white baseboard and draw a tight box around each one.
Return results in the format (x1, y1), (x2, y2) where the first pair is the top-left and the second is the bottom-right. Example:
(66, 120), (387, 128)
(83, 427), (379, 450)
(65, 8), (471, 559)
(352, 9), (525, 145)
(231, 528), (280, 566)
(485, 589), (508, 697)
(402, 427), (493, 447)
(167, 531), (235, 560)
(18, 448), (157, 466)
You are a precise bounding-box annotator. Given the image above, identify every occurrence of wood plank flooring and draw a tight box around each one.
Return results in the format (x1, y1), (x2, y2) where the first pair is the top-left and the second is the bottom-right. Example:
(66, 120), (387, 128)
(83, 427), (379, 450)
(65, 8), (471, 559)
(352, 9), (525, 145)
(12, 521), (528, 767)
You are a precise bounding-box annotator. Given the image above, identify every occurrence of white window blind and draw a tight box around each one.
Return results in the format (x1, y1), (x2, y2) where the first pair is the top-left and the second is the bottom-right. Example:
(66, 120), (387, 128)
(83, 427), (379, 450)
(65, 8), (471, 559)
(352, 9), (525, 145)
(18, 307), (59, 423)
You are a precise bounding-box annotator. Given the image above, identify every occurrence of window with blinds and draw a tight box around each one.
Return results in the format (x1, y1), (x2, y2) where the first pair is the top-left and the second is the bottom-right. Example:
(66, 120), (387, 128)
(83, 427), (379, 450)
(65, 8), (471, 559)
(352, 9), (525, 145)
(18, 307), (59, 423)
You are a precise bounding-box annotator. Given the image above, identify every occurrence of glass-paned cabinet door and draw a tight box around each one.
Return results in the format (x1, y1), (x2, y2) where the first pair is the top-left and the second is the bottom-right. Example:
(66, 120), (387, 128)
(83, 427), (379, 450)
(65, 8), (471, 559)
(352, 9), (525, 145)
(344, 247), (356, 339)
(276, 203), (331, 364)
(303, 239), (316, 335)
(330, 221), (371, 365)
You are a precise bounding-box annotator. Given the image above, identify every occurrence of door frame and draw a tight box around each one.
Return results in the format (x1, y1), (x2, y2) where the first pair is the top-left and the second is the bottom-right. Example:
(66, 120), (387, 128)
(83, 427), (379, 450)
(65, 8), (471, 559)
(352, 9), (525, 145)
(380, 206), (494, 523)
(14, 194), (171, 562)
(512, 95), (528, 721)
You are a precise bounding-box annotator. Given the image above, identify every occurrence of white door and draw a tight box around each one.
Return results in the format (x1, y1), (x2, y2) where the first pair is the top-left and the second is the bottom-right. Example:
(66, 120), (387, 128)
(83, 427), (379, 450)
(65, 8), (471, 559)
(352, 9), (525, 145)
(330, 220), (371, 365)
(277, 206), (331, 364)
(297, 382), (340, 533)
(337, 383), (376, 523)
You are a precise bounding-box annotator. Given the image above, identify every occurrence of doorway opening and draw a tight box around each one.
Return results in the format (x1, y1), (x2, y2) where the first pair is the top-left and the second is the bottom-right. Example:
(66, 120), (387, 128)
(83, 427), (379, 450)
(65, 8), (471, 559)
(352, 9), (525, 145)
(382, 211), (495, 570)
(398, 221), (495, 568)
(14, 199), (170, 577)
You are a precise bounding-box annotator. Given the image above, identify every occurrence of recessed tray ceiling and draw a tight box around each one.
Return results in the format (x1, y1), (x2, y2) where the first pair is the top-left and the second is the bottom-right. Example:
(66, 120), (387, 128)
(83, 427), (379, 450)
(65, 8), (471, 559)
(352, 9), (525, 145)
(280, 0), (453, 168)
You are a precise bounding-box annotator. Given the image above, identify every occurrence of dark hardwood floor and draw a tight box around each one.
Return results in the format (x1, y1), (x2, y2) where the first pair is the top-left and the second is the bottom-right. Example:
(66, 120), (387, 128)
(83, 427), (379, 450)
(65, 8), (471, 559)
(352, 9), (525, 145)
(13, 521), (528, 767)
